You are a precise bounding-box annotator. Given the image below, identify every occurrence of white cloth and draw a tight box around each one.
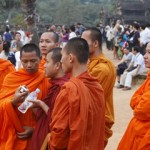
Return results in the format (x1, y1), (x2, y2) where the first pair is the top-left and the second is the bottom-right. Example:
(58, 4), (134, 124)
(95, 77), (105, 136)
(69, 32), (77, 39)
(15, 51), (22, 70)
(0, 51), (8, 59)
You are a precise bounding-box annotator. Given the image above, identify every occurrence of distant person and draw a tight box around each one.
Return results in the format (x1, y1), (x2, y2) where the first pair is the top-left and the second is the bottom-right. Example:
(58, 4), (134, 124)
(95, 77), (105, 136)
(118, 46), (145, 90)
(117, 42), (150, 150)
(69, 25), (77, 39)
(3, 26), (13, 42)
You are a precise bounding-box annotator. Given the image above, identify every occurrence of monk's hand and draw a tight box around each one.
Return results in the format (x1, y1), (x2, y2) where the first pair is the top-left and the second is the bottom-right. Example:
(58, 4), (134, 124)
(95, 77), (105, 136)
(28, 99), (42, 108)
(17, 126), (34, 139)
(11, 86), (29, 106)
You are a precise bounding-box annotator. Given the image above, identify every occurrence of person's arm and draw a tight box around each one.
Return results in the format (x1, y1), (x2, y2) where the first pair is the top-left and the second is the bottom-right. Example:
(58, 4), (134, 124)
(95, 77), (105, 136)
(134, 64), (141, 75)
(28, 99), (49, 114)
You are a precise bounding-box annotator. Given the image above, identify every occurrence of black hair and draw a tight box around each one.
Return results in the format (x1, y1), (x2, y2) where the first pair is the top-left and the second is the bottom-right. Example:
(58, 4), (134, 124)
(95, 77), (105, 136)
(20, 43), (41, 58)
(3, 41), (10, 56)
(70, 25), (76, 32)
(65, 37), (89, 64)
(47, 47), (62, 63)
(83, 27), (102, 49)
(133, 46), (141, 53)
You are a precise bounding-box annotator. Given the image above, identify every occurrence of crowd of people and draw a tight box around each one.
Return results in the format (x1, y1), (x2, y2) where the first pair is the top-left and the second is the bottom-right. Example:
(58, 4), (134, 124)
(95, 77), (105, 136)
(0, 19), (150, 150)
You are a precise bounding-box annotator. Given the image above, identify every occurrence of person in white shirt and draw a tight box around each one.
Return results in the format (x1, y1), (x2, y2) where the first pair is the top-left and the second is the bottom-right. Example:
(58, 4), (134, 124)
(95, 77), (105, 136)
(118, 46), (145, 90)
(69, 25), (77, 40)
(116, 47), (133, 87)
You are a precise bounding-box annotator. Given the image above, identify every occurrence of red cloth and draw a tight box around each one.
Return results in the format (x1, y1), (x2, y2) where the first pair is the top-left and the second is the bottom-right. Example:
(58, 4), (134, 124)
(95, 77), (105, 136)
(49, 71), (105, 150)
(29, 74), (69, 150)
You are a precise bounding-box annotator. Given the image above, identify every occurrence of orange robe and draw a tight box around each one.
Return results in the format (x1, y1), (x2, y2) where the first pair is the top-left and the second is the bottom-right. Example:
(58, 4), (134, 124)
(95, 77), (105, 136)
(88, 53), (116, 146)
(0, 68), (50, 150)
(39, 57), (46, 71)
(49, 71), (105, 150)
(0, 58), (15, 90)
(117, 72), (150, 150)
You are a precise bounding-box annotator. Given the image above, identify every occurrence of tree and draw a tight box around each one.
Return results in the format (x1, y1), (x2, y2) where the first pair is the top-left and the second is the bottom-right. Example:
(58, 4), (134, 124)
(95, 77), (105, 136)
(22, 0), (39, 45)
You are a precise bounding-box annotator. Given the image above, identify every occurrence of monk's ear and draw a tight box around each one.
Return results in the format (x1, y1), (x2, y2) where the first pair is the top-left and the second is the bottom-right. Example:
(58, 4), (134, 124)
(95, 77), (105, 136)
(93, 40), (99, 48)
(69, 53), (74, 63)
(55, 62), (61, 70)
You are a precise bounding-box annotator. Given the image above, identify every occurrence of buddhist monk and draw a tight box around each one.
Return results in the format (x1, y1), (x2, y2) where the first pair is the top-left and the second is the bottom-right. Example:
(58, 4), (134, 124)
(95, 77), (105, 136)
(81, 27), (116, 146)
(39, 32), (59, 70)
(28, 47), (69, 150)
(117, 43), (150, 150)
(49, 37), (105, 150)
(0, 43), (50, 150)
(0, 58), (15, 90)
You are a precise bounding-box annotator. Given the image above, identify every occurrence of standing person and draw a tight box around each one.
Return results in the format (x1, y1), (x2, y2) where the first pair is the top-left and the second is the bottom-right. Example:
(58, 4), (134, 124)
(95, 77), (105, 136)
(3, 26), (13, 42)
(0, 58), (15, 90)
(49, 38), (105, 150)
(0, 43), (50, 150)
(39, 32), (59, 70)
(117, 42), (150, 150)
(81, 27), (116, 147)
(28, 47), (69, 150)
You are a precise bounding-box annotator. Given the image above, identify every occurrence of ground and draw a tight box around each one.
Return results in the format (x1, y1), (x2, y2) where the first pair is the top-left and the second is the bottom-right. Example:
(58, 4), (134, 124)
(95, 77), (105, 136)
(103, 46), (145, 150)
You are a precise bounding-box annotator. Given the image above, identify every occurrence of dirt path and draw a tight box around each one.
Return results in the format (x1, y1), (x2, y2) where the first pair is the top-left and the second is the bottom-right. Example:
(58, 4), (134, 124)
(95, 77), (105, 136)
(102, 46), (143, 150)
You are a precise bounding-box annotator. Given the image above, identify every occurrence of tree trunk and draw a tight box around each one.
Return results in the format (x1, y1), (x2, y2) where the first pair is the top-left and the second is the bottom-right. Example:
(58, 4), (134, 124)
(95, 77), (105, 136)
(22, 0), (39, 46)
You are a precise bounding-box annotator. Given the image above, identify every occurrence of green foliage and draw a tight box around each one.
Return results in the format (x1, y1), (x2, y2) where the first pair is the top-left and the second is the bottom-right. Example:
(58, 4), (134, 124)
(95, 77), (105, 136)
(0, 0), (116, 26)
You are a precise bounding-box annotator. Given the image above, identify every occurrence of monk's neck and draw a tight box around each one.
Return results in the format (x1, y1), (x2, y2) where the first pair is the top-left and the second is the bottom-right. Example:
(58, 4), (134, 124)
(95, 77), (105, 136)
(90, 49), (102, 58)
(54, 70), (65, 79)
(71, 64), (87, 77)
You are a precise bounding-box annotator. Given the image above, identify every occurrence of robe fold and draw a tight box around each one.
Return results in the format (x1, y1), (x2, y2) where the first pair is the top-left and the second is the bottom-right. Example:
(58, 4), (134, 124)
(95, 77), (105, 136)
(117, 72), (150, 150)
(49, 71), (105, 150)
(29, 74), (69, 150)
(39, 57), (46, 71)
(0, 68), (50, 150)
(0, 58), (15, 90)
(88, 53), (116, 145)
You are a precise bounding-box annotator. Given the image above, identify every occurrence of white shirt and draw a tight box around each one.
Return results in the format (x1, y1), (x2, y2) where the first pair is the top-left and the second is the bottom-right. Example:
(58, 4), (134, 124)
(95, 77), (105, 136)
(132, 53), (145, 73)
(69, 32), (77, 39)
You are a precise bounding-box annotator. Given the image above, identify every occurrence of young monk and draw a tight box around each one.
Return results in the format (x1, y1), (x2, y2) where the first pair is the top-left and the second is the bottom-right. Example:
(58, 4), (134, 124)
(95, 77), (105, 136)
(39, 32), (59, 70)
(0, 58), (15, 90)
(0, 43), (50, 150)
(117, 43), (150, 150)
(49, 37), (105, 150)
(28, 47), (69, 150)
(81, 27), (116, 146)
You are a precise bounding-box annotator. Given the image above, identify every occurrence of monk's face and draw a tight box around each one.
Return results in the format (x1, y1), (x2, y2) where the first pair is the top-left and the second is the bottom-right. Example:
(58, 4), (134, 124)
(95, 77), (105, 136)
(44, 52), (58, 78)
(81, 31), (95, 56)
(61, 48), (72, 73)
(144, 43), (150, 68)
(39, 32), (58, 57)
(21, 51), (41, 74)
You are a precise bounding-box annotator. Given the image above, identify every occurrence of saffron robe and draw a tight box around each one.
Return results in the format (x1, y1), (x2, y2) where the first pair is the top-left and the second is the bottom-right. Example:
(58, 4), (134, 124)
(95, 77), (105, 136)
(49, 71), (105, 150)
(39, 57), (46, 71)
(0, 58), (15, 90)
(88, 53), (116, 145)
(29, 74), (69, 150)
(117, 72), (150, 150)
(0, 68), (50, 150)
